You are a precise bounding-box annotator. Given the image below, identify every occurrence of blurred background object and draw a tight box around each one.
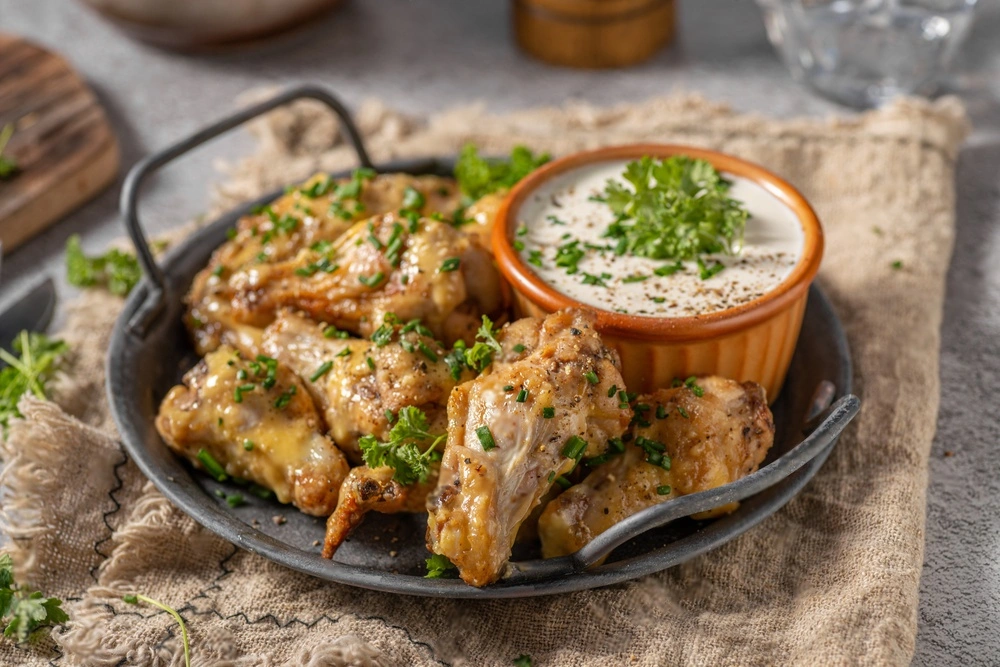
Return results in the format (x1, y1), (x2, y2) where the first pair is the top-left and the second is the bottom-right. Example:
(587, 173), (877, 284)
(76, 0), (344, 50)
(513, 0), (676, 68)
(756, 0), (978, 108)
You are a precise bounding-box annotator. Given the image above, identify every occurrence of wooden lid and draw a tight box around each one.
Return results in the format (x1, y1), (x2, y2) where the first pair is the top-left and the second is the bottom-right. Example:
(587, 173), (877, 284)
(513, 0), (676, 69)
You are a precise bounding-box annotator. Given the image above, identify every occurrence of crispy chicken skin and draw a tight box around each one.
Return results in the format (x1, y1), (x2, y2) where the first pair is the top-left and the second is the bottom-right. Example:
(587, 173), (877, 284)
(155, 345), (351, 516)
(538, 377), (775, 558)
(261, 310), (472, 463)
(229, 212), (506, 346)
(186, 172), (462, 356)
(426, 309), (631, 587)
(459, 192), (503, 246)
(321, 465), (438, 558)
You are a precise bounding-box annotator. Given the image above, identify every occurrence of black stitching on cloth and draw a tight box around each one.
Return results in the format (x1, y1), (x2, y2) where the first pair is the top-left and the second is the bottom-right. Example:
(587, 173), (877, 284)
(90, 442), (129, 582)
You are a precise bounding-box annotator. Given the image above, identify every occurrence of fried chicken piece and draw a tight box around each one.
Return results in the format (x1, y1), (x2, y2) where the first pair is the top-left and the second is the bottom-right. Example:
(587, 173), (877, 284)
(321, 465), (438, 559)
(538, 377), (774, 558)
(187, 172), (461, 355)
(459, 192), (504, 246)
(261, 310), (471, 463)
(155, 345), (350, 516)
(426, 309), (631, 587)
(230, 212), (506, 346)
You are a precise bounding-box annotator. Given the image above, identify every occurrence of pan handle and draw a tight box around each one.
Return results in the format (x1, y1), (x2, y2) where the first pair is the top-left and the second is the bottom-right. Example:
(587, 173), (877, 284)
(120, 85), (373, 337)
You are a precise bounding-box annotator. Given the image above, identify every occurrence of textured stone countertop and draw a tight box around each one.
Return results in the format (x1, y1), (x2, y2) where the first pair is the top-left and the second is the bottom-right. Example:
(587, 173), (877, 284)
(1, 1), (997, 663)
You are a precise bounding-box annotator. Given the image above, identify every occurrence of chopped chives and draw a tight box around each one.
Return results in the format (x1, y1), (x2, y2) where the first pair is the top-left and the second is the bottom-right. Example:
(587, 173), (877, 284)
(226, 493), (246, 508)
(512, 344), (526, 353)
(656, 405), (668, 419)
(418, 342), (439, 362)
(503, 385), (514, 392)
(542, 407), (555, 419)
(366, 356), (375, 370)
(197, 449), (227, 482)
(607, 384), (618, 398)
(273, 385), (297, 409)
(233, 383), (255, 403)
(555, 476), (572, 490)
(562, 435), (588, 460)
(248, 483), (273, 500)
(358, 272), (385, 287)
(336, 348), (352, 358)
(310, 361), (333, 381)
(516, 389), (528, 403)
(476, 425), (496, 451)
(677, 406), (689, 419)
(656, 485), (672, 496)
(547, 471), (555, 483)
(385, 409), (395, 423)
(439, 257), (461, 273)
(584, 371), (599, 385)
(242, 439), (254, 451)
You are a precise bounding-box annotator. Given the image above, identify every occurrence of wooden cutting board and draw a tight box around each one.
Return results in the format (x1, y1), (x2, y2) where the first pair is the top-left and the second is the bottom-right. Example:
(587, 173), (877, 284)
(0, 34), (119, 252)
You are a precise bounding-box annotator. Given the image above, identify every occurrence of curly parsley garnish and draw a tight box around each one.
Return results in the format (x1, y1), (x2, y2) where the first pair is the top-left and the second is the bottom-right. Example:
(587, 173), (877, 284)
(424, 554), (457, 579)
(66, 235), (142, 296)
(597, 155), (747, 270)
(0, 553), (68, 643)
(455, 144), (550, 200)
(0, 332), (68, 435)
(359, 406), (445, 485)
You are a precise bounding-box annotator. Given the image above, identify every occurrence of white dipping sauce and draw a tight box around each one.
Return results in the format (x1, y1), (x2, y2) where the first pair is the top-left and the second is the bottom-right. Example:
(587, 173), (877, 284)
(517, 159), (804, 318)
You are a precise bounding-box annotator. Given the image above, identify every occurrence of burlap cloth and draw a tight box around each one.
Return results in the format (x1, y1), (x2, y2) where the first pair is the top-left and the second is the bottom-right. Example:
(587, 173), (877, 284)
(0, 93), (969, 666)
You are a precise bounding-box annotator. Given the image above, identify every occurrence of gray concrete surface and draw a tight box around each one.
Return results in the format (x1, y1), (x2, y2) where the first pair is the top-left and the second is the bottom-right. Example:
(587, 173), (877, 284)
(1, 1), (997, 663)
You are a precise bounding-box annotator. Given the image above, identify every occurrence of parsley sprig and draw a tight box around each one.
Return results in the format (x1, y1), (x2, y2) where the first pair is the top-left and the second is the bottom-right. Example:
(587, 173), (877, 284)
(597, 155), (747, 265)
(0, 553), (68, 643)
(455, 145), (550, 201)
(66, 235), (142, 296)
(0, 332), (68, 435)
(359, 406), (445, 485)
(424, 554), (457, 579)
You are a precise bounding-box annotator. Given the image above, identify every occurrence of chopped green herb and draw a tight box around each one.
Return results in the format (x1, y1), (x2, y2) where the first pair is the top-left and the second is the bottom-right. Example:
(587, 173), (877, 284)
(516, 389), (528, 403)
(527, 250), (544, 267)
(656, 485), (672, 496)
(444, 341), (468, 382)
(454, 144), (550, 200)
(425, 554), (457, 579)
(358, 271), (385, 287)
(0, 553), (68, 643)
(554, 240), (585, 275)
(385, 409), (396, 423)
(402, 186), (426, 210)
(546, 215), (566, 226)
(273, 385), (297, 409)
(359, 406), (445, 485)
(476, 425), (497, 451)
(503, 385), (514, 392)
(697, 257), (725, 280)
(310, 361), (333, 382)
(580, 272), (611, 287)
(562, 435), (588, 460)
(512, 344), (526, 353)
(677, 406), (689, 419)
(336, 348), (352, 358)
(418, 342), (439, 363)
(584, 370), (599, 385)
(542, 406), (555, 419)
(513, 240), (525, 252)
(464, 315), (503, 373)
(243, 439), (254, 451)
(622, 274), (649, 283)
(66, 235), (142, 296)
(249, 483), (274, 500)
(891, 260), (903, 270)
(212, 265), (225, 277)
(516, 224), (528, 237)
(0, 332), (68, 434)
(197, 449), (227, 482)
(607, 384), (618, 398)
(635, 436), (671, 470)
(651, 296), (666, 304)
(439, 257), (461, 273)
(654, 261), (684, 277)
(656, 405), (668, 419)
(608, 437), (626, 453)
(366, 356), (376, 370)
(233, 383), (256, 403)
(599, 156), (747, 262)
(225, 492), (245, 508)
(684, 376), (704, 397)
(554, 476), (572, 490)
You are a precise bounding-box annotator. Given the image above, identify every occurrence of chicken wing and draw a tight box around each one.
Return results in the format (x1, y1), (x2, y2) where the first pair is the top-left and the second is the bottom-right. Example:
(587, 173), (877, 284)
(260, 310), (472, 463)
(155, 345), (350, 516)
(230, 212), (506, 346)
(321, 465), (438, 559)
(186, 171), (462, 356)
(425, 309), (631, 587)
(538, 377), (774, 558)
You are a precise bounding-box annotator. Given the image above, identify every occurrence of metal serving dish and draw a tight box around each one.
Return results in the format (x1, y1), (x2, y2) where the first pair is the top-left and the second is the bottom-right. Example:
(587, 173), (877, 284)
(107, 86), (860, 599)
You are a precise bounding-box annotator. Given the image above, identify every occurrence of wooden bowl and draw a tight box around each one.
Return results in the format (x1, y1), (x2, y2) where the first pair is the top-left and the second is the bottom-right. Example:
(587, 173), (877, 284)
(513, 0), (676, 69)
(491, 144), (824, 401)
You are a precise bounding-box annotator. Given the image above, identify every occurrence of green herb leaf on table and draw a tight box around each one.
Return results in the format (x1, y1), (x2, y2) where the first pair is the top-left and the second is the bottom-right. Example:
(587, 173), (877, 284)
(359, 406), (446, 485)
(599, 155), (748, 270)
(0, 332), (69, 435)
(0, 553), (68, 643)
(513, 655), (533, 667)
(65, 235), (142, 296)
(454, 144), (550, 200)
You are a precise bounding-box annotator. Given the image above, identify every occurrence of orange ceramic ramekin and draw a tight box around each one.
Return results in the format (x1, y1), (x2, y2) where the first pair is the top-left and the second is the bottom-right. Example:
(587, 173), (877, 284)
(491, 144), (824, 402)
